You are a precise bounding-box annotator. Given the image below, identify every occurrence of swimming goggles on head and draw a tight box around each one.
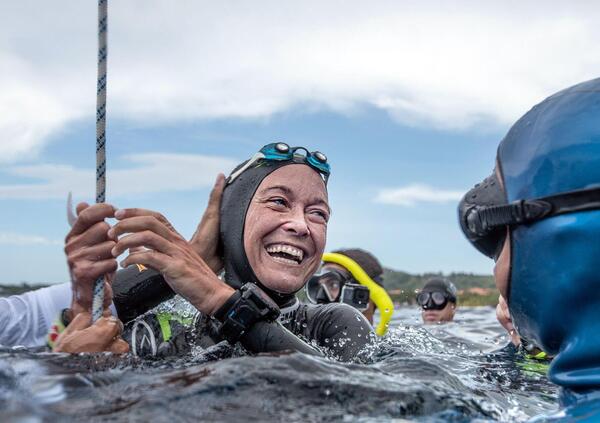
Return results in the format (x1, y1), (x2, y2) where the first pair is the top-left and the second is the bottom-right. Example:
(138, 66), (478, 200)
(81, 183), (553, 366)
(459, 171), (600, 259)
(417, 291), (451, 310)
(227, 142), (330, 185)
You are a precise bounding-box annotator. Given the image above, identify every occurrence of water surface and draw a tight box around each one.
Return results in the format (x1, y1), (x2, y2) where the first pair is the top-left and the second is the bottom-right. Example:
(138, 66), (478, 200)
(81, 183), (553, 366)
(0, 306), (558, 422)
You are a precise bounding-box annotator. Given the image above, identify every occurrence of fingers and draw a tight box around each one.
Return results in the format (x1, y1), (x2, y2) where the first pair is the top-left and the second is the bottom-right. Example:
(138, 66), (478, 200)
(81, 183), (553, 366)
(205, 173), (226, 220)
(94, 316), (124, 340)
(108, 338), (130, 354)
(76, 201), (90, 215)
(68, 203), (116, 238)
(120, 250), (170, 272)
(110, 215), (180, 242)
(65, 221), (114, 255)
(114, 208), (180, 235)
(54, 311), (129, 354)
(69, 240), (116, 262)
(191, 173), (225, 243)
(111, 231), (174, 258)
(74, 316), (124, 352)
(71, 259), (118, 286)
(64, 312), (93, 333)
(189, 173), (225, 272)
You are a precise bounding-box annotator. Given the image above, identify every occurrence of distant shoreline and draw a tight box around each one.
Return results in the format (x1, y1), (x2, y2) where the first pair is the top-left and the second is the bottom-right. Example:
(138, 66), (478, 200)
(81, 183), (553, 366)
(1, 269), (500, 306)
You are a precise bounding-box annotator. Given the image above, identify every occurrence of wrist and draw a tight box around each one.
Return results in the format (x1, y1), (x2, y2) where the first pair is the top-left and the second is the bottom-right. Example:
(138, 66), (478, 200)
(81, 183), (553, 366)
(213, 283), (280, 344)
(188, 278), (235, 316)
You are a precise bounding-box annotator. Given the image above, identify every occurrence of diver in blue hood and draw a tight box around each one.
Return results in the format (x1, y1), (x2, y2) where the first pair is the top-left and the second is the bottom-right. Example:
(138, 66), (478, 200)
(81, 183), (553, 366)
(459, 77), (600, 418)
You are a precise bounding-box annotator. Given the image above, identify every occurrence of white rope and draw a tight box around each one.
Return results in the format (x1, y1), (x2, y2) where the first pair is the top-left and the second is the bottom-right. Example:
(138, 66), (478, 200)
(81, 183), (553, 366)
(92, 0), (108, 322)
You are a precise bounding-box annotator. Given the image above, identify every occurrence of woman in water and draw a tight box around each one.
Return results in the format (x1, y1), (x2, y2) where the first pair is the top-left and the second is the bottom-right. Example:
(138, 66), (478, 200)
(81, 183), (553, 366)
(55, 143), (373, 360)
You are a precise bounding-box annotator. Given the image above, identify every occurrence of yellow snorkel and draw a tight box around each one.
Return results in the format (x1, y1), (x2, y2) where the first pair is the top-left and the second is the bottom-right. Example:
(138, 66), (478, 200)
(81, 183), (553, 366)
(322, 252), (394, 336)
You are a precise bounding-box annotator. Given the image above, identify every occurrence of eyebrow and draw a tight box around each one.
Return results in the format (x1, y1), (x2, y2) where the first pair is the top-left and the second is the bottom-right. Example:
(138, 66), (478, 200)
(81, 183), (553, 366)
(261, 185), (293, 195)
(260, 185), (331, 213)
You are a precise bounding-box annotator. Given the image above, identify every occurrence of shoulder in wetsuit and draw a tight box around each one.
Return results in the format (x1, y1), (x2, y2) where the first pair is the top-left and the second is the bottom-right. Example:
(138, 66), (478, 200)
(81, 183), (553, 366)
(121, 287), (373, 362)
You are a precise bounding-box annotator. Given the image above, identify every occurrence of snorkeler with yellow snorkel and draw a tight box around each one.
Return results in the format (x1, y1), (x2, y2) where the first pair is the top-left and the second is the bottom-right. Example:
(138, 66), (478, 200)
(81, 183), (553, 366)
(305, 248), (394, 336)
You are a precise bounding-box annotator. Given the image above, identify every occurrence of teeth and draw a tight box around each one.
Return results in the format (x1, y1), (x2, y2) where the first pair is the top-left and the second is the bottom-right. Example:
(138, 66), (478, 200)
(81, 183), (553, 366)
(270, 256), (300, 265)
(266, 244), (304, 262)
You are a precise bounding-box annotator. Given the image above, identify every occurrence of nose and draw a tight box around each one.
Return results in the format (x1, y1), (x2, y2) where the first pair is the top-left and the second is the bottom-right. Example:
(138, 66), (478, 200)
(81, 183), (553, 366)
(282, 207), (310, 237)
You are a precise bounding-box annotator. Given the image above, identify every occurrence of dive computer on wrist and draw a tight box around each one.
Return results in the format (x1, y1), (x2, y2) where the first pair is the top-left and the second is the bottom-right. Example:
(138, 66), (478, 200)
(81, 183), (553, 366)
(214, 283), (280, 343)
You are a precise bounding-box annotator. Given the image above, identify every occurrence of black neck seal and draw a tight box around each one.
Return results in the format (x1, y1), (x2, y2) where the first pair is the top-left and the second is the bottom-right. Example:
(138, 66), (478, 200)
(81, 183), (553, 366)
(220, 159), (316, 307)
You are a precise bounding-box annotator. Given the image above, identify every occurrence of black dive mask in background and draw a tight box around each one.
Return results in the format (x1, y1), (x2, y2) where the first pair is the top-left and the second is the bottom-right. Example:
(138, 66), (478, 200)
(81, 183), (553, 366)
(417, 291), (450, 310)
(305, 269), (348, 303)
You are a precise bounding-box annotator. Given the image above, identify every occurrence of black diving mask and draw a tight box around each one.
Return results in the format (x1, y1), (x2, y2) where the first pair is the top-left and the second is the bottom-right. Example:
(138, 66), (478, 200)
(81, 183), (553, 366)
(306, 269), (371, 311)
(417, 291), (452, 310)
(306, 269), (347, 303)
(459, 171), (600, 259)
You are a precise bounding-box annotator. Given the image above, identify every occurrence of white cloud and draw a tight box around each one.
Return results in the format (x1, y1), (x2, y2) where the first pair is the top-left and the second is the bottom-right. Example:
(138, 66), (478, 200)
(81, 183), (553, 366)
(375, 184), (464, 206)
(0, 153), (238, 200)
(2, 1), (600, 162)
(0, 232), (61, 246)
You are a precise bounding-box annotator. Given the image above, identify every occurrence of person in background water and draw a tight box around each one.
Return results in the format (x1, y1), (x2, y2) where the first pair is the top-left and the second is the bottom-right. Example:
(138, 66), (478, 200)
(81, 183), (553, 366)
(305, 249), (382, 323)
(459, 77), (600, 420)
(416, 278), (457, 324)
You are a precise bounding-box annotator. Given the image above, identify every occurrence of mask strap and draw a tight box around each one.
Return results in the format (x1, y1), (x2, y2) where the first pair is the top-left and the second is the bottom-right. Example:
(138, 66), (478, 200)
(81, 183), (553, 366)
(468, 186), (600, 235)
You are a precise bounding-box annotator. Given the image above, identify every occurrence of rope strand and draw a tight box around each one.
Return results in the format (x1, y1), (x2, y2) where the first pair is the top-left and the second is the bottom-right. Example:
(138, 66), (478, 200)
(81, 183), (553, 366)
(92, 0), (108, 322)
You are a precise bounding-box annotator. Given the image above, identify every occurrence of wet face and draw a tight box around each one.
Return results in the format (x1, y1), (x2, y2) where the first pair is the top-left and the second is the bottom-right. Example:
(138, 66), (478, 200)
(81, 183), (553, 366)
(493, 166), (511, 300)
(421, 300), (456, 324)
(494, 233), (511, 299)
(244, 165), (330, 294)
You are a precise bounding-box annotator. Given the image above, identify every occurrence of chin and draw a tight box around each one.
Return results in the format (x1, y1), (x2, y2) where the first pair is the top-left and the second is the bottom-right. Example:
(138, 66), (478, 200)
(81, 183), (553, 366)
(423, 313), (440, 323)
(261, 276), (305, 294)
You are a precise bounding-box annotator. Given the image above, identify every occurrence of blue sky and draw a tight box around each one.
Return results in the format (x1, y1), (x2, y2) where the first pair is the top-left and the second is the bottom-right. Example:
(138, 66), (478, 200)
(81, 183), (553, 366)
(2, 1), (599, 284)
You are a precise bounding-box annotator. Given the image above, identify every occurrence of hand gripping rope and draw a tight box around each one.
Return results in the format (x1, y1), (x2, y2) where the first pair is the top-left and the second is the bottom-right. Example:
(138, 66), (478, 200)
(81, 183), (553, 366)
(92, 0), (108, 322)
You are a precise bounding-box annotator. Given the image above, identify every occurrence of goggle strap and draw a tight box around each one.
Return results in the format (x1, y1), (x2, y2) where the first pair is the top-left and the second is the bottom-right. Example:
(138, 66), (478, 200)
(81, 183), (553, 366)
(469, 186), (600, 235)
(226, 152), (265, 184)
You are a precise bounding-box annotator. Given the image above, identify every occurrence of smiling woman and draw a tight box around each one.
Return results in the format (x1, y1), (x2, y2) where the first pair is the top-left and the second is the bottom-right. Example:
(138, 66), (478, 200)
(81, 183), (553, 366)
(19, 143), (373, 360)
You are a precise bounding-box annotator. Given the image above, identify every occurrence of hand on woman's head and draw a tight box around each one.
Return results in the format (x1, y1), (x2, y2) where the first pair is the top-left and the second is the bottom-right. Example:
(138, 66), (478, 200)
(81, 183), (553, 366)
(189, 173), (226, 273)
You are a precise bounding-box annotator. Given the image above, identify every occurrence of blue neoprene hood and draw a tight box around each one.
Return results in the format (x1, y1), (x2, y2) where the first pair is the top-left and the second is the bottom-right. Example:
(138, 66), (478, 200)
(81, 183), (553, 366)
(497, 77), (600, 392)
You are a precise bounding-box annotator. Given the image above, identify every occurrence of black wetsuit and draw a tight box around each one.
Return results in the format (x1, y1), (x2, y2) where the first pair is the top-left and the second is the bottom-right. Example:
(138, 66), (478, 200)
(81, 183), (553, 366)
(122, 297), (373, 362)
(115, 266), (373, 361)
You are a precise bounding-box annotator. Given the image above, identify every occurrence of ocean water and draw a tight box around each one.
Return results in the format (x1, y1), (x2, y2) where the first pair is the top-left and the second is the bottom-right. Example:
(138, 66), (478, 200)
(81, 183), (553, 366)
(0, 306), (558, 422)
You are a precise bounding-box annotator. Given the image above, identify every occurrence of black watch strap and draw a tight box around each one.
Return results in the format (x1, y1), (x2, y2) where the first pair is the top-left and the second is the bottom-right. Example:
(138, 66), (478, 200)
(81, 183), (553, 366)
(214, 290), (242, 322)
(214, 283), (280, 343)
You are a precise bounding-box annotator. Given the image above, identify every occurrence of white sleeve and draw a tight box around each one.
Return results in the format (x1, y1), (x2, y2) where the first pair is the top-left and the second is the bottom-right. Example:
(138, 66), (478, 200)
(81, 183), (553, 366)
(0, 283), (72, 348)
(0, 283), (118, 348)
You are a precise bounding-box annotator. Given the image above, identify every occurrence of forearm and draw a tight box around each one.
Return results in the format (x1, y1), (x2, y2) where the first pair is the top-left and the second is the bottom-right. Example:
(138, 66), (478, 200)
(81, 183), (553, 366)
(240, 320), (322, 356)
(0, 284), (70, 348)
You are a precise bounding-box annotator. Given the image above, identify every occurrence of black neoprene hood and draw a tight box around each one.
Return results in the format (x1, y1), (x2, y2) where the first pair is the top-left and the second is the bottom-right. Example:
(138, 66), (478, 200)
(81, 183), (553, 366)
(219, 158), (327, 306)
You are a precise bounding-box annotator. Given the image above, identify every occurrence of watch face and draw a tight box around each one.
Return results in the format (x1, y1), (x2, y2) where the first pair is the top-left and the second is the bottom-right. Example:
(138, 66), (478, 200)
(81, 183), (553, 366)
(235, 304), (258, 327)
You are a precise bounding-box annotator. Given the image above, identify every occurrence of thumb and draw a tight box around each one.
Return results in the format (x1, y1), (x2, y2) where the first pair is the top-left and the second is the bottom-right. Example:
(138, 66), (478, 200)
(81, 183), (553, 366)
(191, 173), (225, 245)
